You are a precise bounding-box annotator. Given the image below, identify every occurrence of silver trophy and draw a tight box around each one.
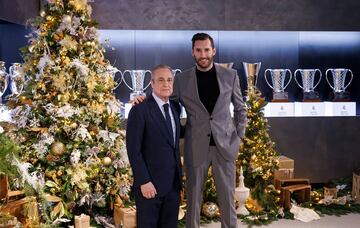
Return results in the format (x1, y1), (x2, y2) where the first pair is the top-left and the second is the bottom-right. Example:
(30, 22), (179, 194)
(294, 69), (322, 101)
(122, 70), (152, 100)
(172, 69), (181, 76)
(326, 68), (353, 101)
(0, 61), (9, 104)
(264, 69), (292, 101)
(9, 63), (25, 96)
(242, 62), (261, 96)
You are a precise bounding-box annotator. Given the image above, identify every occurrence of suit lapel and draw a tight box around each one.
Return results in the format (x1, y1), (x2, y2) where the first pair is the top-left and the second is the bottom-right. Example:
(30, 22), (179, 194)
(148, 95), (174, 147)
(190, 67), (211, 115)
(212, 63), (224, 114)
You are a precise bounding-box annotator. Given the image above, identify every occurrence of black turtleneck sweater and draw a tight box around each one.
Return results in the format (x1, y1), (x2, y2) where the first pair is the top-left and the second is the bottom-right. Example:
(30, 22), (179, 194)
(196, 65), (219, 146)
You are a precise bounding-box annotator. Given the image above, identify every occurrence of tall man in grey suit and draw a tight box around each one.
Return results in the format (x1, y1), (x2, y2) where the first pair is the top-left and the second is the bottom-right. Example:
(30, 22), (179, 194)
(172, 33), (247, 228)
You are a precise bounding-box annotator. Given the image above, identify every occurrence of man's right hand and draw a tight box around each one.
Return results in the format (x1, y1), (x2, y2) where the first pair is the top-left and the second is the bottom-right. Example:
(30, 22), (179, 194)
(140, 182), (157, 199)
(130, 95), (146, 106)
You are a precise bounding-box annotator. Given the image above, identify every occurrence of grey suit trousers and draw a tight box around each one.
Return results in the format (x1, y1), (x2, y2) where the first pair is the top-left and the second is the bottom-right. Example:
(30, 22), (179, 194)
(185, 146), (237, 228)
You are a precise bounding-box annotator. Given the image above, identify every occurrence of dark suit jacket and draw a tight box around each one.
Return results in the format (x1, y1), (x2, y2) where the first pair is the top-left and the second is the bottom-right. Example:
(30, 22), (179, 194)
(126, 94), (182, 197)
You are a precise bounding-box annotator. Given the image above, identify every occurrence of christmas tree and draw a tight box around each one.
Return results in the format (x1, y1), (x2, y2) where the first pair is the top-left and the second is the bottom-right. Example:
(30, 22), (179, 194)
(237, 88), (280, 224)
(4, 0), (131, 225)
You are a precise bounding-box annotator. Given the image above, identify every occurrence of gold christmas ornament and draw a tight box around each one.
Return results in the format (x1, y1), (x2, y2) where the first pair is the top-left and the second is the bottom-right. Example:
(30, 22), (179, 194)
(102, 157), (112, 166)
(62, 15), (72, 24)
(70, 122), (78, 129)
(51, 141), (65, 156)
(201, 202), (220, 218)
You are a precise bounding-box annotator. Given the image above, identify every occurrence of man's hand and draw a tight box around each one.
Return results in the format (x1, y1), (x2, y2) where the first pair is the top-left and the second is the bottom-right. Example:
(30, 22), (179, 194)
(140, 182), (157, 199)
(130, 95), (146, 106)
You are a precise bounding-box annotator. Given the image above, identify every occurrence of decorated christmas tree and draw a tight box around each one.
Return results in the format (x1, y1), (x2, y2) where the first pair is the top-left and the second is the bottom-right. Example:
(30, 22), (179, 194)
(3, 0), (131, 226)
(237, 88), (280, 224)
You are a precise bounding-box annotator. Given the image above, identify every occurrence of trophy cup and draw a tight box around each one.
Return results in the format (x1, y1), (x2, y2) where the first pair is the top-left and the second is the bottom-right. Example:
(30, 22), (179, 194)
(242, 62), (261, 96)
(0, 61), (9, 104)
(9, 63), (25, 96)
(122, 70), (152, 100)
(294, 69), (322, 101)
(264, 69), (292, 101)
(172, 69), (181, 76)
(325, 68), (353, 101)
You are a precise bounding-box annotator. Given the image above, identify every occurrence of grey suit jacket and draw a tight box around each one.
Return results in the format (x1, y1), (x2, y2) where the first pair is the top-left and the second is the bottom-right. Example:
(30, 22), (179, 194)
(172, 63), (247, 167)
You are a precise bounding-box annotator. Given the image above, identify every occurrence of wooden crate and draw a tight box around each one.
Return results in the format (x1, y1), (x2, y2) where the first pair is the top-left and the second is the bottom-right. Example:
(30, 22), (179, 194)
(275, 178), (311, 209)
(352, 172), (360, 203)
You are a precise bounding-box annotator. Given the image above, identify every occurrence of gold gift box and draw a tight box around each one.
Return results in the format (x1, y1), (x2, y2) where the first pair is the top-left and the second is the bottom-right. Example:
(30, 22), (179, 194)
(74, 214), (90, 228)
(113, 204), (136, 228)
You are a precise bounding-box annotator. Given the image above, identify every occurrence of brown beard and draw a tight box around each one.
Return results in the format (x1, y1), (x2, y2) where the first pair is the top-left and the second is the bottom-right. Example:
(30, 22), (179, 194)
(195, 56), (214, 69)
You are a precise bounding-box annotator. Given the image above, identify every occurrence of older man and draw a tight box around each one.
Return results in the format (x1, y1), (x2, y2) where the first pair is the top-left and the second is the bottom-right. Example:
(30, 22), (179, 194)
(126, 65), (182, 228)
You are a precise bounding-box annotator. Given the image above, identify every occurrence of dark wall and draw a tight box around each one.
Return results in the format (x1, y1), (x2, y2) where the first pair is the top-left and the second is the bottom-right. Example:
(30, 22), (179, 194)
(0, 0), (39, 25)
(91, 0), (360, 31)
(1, 0), (360, 31)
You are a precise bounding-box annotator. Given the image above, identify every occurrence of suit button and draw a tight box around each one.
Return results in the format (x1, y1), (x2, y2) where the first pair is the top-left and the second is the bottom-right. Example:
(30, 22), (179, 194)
(207, 134), (211, 137)
(210, 117), (213, 120)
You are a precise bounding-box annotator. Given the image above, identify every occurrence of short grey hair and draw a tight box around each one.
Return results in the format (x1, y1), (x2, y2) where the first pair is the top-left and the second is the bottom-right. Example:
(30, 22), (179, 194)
(151, 64), (173, 80)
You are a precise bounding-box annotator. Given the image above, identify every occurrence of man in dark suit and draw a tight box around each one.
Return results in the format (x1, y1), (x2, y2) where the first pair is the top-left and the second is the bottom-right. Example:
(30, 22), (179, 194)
(126, 64), (182, 228)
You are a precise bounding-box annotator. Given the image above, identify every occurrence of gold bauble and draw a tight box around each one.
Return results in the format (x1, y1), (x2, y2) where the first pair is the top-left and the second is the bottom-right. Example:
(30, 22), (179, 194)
(70, 122), (78, 129)
(51, 141), (65, 156)
(62, 15), (72, 24)
(56, 170), (63, 177)
(201, 202), (219, 218)
(102, 157), (112, 166)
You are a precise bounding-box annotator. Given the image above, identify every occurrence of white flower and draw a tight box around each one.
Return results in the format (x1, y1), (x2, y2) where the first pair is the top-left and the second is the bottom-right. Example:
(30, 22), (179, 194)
(70, 149), (81, 165)
(38, 54), (54, 75)
(13, 105), (31, 128)
(75, 124), (92, 141)
(71, 59), (89, 76)
(0, 125), (4, 133)
(336, 184), (347, 191)
(106, 98), (121, 115)
(56, 104), (79, 118)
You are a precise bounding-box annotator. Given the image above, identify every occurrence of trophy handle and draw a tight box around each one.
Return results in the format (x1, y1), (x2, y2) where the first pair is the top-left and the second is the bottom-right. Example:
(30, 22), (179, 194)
(122, 70), (134, 91)
(313, 69), (322, 89)
(294, 69), (303, 89)
(283, 69), (292, 89)
(344, 69), (353, 90)
(264, 69), (273, 89)
(113, 70), (123, 90)
(173, 69), (181, 76)
(325, 69), (335, 90)
(143, 70), (152, 90)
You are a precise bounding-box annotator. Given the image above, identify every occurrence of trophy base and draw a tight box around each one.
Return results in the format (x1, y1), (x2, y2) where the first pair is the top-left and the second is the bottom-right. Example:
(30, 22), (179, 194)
(272, 92), (289, 102)
(130, 92), (146, 101)
(330, 91), (351, 102)
(302, 91), (320, 102)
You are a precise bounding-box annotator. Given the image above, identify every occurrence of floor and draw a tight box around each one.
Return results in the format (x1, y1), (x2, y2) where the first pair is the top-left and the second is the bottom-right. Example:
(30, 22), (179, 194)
(200, 213), (360, 227)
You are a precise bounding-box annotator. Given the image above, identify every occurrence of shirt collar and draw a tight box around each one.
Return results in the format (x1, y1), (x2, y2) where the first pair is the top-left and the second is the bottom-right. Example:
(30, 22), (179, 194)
(152, 92), (170, 108)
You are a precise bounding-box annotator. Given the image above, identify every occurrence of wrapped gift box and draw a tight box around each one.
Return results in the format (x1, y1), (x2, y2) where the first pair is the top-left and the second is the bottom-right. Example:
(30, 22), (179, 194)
(274, 156), (294, 179)
(114, 204), (136, 228)
(74, 214), (90, 228)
